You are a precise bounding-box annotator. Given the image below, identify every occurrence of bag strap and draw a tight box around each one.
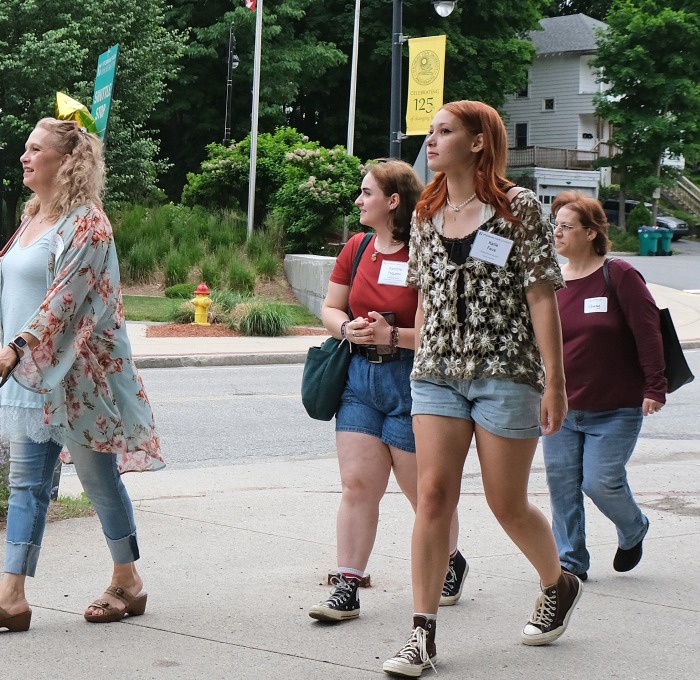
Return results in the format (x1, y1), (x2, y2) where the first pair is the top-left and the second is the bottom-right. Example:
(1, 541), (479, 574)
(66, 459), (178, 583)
(347, 232), (373, 319)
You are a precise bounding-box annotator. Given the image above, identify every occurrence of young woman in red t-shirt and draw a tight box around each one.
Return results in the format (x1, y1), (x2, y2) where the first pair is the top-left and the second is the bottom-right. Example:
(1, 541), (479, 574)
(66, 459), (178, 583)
(308, 160), (463, 623)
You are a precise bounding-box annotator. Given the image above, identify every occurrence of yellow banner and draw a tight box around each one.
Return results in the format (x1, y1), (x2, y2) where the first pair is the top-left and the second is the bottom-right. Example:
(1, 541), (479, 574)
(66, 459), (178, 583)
(406, 35), (446, 136)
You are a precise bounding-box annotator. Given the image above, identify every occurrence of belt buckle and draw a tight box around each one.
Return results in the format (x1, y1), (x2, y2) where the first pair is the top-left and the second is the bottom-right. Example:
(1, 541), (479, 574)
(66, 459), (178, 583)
(364, 346), (382, 363)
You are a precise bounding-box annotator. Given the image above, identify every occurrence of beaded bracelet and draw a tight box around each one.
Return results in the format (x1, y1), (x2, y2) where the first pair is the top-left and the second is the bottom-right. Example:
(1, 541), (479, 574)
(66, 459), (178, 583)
(389, 326), (399, 351)
(340, 320), (350, 340)
(7, 342), (22, 366)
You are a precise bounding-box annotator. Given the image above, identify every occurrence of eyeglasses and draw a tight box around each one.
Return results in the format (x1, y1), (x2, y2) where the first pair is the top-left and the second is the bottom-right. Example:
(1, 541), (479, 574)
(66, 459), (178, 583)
(552, 222), (583, 233)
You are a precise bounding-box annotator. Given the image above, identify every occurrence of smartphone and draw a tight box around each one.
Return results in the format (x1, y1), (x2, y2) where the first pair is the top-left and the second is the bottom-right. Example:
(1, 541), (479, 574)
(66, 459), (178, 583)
(380, 311), (396, 325)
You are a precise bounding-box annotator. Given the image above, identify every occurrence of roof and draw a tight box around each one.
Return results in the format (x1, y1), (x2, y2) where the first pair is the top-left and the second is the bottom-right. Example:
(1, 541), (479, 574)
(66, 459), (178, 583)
(530, 13), (608, 55)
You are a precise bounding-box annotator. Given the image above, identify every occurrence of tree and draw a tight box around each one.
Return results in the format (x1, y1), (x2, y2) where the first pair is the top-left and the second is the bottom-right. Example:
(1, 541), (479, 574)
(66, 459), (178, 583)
(157, 0), (549, 199)
(593, 0), (700, 226)
(546, 1), (613, 20)
(0, 0), (184, 232)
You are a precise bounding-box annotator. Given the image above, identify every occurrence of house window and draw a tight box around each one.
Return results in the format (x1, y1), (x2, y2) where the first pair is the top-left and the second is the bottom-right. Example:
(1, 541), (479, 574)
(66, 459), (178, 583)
(543, 98), (555, 112)
(517, 80), (529, 98)
(515, 123), (528, 148)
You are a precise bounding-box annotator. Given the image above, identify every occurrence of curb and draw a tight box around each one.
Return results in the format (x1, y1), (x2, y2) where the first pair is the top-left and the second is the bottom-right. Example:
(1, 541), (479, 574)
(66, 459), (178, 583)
(133, 353), (308, 369)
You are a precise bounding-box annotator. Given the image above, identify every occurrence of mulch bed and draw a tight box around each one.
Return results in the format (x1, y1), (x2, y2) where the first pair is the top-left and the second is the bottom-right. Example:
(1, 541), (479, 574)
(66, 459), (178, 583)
(146, 323), (328, 338)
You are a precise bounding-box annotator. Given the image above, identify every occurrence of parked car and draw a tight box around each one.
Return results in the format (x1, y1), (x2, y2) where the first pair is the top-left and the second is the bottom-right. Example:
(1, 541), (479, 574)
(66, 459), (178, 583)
(601, 199), (689, 241)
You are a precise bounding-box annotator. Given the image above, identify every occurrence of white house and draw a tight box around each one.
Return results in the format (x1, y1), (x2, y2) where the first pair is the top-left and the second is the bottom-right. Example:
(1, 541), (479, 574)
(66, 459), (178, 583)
(502, 13), (612, 214)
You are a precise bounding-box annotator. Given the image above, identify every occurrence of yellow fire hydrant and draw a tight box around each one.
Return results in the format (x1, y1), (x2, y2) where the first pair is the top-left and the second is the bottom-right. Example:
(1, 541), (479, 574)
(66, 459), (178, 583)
(191, 282), (212, 326)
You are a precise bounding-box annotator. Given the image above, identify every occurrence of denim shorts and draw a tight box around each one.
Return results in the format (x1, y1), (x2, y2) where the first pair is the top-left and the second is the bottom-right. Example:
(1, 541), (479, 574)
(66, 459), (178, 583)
(410, 376), (542, 439)
(336, 349), (416, 453)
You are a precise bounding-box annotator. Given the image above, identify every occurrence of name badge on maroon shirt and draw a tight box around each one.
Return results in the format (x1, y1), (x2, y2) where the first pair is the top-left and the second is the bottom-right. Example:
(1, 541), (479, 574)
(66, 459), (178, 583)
(584, 297), (608, 313)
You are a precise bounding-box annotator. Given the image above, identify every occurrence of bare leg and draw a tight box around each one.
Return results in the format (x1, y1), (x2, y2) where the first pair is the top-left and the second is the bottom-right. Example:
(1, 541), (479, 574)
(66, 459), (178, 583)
(411, 415), (473, 613)
(475, 426), (560, 586)
(335, 432), (393, 571)
(84, 562), (144, 617)
(0, 573), (29, 616)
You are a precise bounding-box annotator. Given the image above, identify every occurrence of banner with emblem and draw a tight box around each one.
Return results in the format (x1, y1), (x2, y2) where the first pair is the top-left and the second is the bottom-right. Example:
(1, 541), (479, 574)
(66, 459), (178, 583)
(406, 35), (446, 136)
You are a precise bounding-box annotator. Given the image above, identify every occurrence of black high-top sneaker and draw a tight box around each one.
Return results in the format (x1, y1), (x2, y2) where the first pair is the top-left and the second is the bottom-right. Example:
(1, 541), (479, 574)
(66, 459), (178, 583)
(308, 573), (360, 622)
(439, 550), (469, 606)
(383, 616), (437, 677)
(521, 570), (583, 645)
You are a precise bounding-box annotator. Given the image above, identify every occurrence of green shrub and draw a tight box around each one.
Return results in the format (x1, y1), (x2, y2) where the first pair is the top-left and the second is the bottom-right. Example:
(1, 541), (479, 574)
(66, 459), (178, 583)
(169, 301), (195, 323)
(211, 289), (252, 312)
(253, 252), (280, 279)
(609, 228), (639, 253)
(127, 241), (158, 282)
(227, 258), (257, 294)
(271, 143), (363, 253)
(165, 252), (191, 287)
(627, 203), (653, 235)
(200, 257), (222, 290)
(229, 302), (291, 336)
(164, 283), (197, 299)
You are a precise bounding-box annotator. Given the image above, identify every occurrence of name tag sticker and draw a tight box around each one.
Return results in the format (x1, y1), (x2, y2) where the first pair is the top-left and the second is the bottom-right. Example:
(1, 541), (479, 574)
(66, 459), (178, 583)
(49, 233), (64, 260)
(377, 260), (409, 287)
(584, 297), (608, 313)
(470, 231), (514, 267)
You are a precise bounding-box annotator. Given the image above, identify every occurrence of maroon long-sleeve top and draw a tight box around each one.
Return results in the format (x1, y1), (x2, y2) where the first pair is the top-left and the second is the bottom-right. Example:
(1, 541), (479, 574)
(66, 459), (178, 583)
(557, 258), (667, 410)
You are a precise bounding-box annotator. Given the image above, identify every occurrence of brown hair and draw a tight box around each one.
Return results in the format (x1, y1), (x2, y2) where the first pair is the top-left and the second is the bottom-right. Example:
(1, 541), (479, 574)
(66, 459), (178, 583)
(551, 191), (611, 256)
(415, 100), (517, 224)
(24, 118), (105, 222)
(365, 159), (424, 244)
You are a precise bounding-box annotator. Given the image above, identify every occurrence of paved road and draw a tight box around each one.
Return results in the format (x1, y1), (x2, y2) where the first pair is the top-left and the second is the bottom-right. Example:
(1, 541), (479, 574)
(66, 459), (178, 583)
(93, 352), (699, 471)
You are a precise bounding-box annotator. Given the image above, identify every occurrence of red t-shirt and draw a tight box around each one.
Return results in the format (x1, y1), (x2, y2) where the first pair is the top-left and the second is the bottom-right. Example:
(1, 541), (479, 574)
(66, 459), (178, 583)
(557, 258), (666, 410)
(330, 232), (418, 328)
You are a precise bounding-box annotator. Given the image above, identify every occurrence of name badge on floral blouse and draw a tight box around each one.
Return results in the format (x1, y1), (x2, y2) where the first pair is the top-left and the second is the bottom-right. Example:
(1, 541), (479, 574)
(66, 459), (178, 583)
(469, 231), (513, 267)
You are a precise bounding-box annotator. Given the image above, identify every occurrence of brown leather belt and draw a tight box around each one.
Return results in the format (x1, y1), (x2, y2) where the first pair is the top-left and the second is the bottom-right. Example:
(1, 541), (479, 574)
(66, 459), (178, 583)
(355, 345), (400, 364)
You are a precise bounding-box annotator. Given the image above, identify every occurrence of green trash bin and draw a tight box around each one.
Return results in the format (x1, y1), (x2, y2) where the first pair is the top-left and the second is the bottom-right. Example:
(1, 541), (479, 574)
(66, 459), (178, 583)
(656, 227), (673, 256)
(638, 227), (660, 256)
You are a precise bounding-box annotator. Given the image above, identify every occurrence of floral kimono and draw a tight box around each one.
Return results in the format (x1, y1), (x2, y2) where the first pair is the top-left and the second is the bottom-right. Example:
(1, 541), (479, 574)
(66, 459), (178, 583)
(0, 204), (164, 473)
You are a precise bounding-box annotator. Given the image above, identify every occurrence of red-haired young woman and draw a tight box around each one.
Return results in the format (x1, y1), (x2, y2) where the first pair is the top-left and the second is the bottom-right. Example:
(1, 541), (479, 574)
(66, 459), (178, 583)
(383, 101), (582, 677)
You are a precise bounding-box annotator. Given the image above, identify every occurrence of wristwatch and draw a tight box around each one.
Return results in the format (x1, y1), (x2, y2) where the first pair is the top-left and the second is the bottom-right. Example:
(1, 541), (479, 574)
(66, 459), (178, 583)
(10, 336), (28, 357)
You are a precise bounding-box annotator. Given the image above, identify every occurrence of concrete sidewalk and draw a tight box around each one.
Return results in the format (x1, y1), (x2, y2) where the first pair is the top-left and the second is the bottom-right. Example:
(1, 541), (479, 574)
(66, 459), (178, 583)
(1, 283), (698, 679)
(8, 438), (700, 679)
(127, 283), (700, 369)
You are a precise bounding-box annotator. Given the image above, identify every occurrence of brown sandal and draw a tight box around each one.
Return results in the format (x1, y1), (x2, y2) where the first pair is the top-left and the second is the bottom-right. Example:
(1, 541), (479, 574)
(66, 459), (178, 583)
(84, 585), (148, 623)
(0, 606), (32, 632)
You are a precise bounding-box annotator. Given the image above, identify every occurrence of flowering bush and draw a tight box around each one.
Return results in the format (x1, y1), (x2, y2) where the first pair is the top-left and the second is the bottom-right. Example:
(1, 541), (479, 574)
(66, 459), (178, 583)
(272, 143), (363, 253)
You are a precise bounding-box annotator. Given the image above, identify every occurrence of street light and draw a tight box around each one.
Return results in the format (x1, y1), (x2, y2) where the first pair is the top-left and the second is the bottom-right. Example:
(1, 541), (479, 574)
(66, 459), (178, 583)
(223, 22), (240, 147)
(390, 1), (457, 158)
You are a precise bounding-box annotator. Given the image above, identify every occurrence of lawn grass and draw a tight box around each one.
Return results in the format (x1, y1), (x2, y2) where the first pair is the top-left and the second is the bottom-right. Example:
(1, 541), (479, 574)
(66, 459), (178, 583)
(123, 295), (321, 326)
(123, 295), (183, 322)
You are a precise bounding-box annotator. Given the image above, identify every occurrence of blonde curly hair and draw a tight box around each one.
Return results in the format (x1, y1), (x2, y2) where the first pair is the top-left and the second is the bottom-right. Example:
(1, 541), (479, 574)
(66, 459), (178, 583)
(24, 117), (105, 222)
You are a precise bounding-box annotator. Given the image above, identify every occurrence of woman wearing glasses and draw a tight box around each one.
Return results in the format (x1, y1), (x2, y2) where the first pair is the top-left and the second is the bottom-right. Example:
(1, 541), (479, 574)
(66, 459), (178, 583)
(543, 191), (666, 582)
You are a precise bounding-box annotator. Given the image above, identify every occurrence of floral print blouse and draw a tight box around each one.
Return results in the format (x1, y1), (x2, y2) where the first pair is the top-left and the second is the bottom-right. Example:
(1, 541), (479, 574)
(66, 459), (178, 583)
(0, 204), (164, 473)
(407, 189), (564, 393)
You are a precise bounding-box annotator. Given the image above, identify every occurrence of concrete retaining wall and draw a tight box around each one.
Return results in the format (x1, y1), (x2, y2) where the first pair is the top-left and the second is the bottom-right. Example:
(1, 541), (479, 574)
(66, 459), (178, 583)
(284, 254), (336, 319)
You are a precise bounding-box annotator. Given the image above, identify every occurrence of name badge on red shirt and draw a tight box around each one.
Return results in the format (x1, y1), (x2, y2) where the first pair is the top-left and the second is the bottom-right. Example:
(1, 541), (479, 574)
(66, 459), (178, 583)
(377, 260), (408, 287)
(584, 297), (608, 313)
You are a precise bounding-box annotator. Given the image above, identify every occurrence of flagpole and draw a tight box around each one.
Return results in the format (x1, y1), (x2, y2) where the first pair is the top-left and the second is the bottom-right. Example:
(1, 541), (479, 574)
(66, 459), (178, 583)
(247, 0), (263, 240)
(342, 0), (362, 244)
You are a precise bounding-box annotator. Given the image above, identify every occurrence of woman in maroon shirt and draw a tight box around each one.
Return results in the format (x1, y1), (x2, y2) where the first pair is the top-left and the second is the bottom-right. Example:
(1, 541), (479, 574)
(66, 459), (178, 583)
(543, 191), (667, 582)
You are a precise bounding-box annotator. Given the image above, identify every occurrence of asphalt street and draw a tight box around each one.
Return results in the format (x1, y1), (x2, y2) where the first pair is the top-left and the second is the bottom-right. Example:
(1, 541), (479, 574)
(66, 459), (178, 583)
(58, 349), (700, 473)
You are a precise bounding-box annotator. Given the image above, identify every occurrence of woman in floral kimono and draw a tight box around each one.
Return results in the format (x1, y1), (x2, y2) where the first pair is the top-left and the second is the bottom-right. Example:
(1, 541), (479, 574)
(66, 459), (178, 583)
(0, 118), (164, 632)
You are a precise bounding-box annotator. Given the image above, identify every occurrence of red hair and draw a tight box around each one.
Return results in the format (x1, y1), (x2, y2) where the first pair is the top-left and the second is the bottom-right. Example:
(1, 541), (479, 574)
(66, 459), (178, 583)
(415, 100), (517, 224)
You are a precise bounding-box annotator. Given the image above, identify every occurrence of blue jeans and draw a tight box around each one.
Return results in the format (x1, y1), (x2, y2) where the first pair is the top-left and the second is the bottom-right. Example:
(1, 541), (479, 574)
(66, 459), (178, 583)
(542, 408), (649, 574)
(4, 437), (139, 577)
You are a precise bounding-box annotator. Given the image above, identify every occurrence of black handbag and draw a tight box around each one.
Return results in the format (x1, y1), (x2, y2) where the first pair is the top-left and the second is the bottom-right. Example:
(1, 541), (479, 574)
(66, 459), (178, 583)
(603, 258), (694, 393)
(301, 233), (373, 420)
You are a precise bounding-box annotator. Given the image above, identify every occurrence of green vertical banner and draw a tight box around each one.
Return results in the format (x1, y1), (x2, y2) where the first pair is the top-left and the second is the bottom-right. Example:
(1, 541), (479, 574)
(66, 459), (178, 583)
(91, 45), (119, 141)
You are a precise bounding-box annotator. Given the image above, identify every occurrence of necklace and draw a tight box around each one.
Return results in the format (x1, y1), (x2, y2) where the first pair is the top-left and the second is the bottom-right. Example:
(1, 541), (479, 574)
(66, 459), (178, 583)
(446, 192), (477, 212)
(371, 236), (402, 261)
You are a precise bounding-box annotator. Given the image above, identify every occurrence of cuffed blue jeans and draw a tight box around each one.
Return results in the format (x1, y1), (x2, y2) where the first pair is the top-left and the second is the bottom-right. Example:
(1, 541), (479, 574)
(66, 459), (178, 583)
(4, 437), (139, 577)
(542, 408), (649, 574)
